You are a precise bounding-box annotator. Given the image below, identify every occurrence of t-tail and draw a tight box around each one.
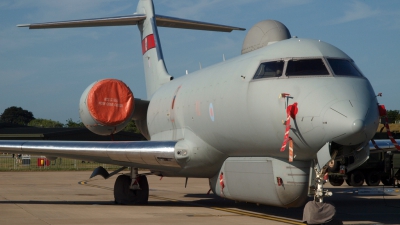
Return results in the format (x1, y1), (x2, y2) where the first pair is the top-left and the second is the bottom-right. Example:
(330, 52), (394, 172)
(17, 0), (245, 99)
(136, 0), (171, 98)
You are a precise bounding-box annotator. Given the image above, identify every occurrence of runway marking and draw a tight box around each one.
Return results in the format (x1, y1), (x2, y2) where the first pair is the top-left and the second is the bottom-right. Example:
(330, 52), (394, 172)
(212, 207), (304, 225)
(78, 180), (113, 191)
(78, 179), (305, 225)
(186, 214), (240, 217)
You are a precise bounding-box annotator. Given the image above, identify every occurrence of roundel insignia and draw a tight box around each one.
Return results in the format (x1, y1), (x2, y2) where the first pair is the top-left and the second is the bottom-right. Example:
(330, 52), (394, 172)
(209, 103), (215, 122)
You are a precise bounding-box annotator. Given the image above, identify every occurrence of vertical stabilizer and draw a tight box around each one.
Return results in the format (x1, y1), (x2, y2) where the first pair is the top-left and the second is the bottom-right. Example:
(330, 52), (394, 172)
(136, 0), (172, 99)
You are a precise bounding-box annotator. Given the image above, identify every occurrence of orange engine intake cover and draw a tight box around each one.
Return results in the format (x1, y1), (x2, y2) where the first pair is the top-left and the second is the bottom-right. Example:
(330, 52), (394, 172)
(87, 79), (134, 126)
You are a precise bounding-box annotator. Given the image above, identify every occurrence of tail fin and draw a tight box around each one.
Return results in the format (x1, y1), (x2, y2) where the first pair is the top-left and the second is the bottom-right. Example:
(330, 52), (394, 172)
(18, 0), (245, 99)
(136, 0), (171, 99)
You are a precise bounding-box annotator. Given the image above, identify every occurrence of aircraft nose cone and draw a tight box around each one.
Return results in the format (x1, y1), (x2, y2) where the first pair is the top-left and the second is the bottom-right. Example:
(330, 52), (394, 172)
(323, 100), (374, 146)
(352, 119), (365, 133)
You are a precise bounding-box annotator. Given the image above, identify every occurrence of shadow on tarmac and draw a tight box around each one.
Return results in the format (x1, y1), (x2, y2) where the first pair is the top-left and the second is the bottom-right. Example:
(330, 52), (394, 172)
(1, 187), (399, 224)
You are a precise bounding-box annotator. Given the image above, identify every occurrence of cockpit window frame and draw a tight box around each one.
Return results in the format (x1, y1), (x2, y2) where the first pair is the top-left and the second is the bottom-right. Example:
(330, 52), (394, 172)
(251, 58), (286, 81)
(284, 57), (333, 78)
(325, 57), (365, 78)
(251, 56), (367, 81)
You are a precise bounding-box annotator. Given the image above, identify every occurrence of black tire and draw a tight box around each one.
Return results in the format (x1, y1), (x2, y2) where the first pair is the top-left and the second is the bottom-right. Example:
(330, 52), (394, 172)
(114, 175), (149, 205)
(349, 170), (364, 186)
(366, 171), (381, 186)
(329, 176), (344, 186)
(345, 178), (351, 186)
(381, 177), (395, 186)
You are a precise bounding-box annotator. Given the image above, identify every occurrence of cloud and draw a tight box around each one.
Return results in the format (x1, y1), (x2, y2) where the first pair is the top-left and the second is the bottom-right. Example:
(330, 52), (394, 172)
(329, 1), (381, 24)
(379, 9), (400, 30)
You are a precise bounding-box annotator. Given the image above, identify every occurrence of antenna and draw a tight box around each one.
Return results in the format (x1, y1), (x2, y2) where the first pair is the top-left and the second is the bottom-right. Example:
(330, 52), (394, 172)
(186, 70), (188, 75)
(223, 54), (226, 62)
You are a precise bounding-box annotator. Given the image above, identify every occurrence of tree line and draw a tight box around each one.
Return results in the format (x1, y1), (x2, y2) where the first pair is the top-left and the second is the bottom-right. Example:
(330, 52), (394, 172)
(386, 110), (400, 123)
(0, 106), (140, 133)
(0, 106), (84, 128)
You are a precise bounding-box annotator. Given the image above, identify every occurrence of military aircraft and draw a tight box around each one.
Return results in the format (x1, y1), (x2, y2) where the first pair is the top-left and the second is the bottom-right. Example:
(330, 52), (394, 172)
(1, 0), (398, 213)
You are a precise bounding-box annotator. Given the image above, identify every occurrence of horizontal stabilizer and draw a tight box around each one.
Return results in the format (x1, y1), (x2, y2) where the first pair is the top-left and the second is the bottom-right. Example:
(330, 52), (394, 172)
(155, 15), (245, 32)
(17, 14), (245, 32)
(17, 14), (146, 29)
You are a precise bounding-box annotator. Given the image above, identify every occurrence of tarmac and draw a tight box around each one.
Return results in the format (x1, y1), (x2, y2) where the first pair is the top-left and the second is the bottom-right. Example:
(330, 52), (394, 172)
(0, 171), (399, 225)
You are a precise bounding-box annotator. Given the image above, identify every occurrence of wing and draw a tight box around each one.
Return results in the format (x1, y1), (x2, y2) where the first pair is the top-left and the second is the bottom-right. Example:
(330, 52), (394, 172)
(0, 140), (180, 171)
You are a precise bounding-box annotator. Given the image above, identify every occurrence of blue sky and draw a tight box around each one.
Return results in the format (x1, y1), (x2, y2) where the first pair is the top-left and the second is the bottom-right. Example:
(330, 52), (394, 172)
(1, 0), (399, 123)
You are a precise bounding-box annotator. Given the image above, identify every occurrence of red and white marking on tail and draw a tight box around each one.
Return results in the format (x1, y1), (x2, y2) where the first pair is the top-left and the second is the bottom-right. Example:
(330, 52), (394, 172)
(141, 34), (156, 54)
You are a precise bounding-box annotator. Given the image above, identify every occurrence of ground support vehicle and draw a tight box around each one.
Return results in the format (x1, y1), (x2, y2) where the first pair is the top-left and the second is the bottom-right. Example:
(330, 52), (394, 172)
(328, 151), (400, 187)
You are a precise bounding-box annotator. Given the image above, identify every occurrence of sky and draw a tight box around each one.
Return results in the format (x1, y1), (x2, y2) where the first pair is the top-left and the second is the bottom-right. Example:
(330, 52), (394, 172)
(1, 0), (400, 123)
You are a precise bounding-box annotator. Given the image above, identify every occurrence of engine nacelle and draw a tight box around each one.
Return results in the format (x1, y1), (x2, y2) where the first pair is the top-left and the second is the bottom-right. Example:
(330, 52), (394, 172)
(79, 79), (134, 136)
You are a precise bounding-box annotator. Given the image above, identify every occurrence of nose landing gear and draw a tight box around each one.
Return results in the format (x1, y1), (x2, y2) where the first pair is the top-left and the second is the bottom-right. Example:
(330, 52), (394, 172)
(303, 144), (340, 224)
(314, 166), (333, 203)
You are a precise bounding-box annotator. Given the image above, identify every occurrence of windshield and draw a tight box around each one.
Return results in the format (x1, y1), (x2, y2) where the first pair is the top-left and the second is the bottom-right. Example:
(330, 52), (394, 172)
(327, 58), (363, 77)
(253, 61), (284, 79)
(286, 59), (329, 76)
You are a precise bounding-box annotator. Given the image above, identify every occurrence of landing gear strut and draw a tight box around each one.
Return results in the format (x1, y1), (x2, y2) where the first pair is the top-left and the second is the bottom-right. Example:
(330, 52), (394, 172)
(303, 147), (339, 224)
(313, 149), (337, 203)
(314, 162), (332, 203)
(114, 167), (149, 205)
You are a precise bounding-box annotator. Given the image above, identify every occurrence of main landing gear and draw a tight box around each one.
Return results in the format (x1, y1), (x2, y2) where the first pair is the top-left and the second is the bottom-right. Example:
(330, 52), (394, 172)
(91, 166), (149, 205)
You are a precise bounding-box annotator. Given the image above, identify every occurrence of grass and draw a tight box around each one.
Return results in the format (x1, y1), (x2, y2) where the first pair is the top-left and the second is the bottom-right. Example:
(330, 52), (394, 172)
(0, 155), (123, 171)
(377, 123), (400, 133)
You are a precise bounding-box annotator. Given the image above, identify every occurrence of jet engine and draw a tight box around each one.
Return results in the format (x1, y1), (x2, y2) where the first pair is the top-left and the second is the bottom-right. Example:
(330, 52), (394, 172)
(79, 79), (134, 136)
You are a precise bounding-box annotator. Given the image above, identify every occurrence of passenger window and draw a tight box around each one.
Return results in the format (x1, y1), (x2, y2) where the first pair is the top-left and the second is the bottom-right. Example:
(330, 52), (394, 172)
(253, 61), (284, 79)
(286, 59), (329, 76)
(327, 58), (363, 77)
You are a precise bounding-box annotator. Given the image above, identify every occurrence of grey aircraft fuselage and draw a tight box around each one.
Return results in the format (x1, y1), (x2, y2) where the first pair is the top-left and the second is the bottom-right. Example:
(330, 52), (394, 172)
(148, 38), (379, 178)
(0, 0), (385, 208)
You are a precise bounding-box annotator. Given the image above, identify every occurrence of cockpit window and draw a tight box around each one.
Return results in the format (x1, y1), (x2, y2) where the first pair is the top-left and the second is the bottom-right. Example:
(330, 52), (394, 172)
(286, 59), (329, 76)
(327, 58), (363, 77)
(253, 61), (284, 79)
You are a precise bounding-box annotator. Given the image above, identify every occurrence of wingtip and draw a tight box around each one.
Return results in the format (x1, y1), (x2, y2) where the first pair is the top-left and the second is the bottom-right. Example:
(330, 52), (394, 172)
(17, 24), (30, 28)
